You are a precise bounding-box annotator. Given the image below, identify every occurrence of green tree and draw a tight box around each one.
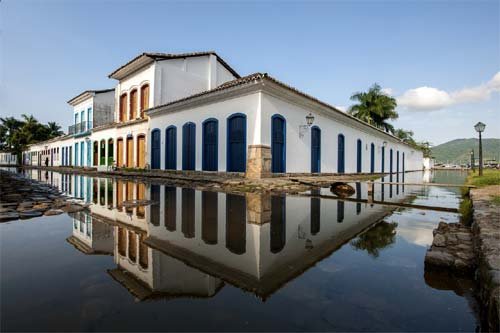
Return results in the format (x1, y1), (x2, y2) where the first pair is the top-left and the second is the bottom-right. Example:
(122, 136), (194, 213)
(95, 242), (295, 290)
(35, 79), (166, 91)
(47, 122), (64, 138)
(350, 221), (398, 258)
(348, 83), (398, 133)
(0, 115), (64, 162)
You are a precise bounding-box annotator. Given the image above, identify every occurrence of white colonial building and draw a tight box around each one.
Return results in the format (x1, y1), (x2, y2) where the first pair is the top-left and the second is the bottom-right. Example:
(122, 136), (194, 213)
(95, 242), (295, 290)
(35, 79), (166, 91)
(22, 51), (423, 176)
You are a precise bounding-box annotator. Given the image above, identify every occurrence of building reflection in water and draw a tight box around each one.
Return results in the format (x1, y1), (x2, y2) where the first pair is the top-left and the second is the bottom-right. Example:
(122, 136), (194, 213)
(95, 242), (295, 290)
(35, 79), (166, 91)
(24, 170), (423, 301)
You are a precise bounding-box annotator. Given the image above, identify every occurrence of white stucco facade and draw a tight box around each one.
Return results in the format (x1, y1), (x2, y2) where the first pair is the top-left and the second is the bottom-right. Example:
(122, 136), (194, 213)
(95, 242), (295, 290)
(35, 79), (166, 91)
(22, 51), (423, 175)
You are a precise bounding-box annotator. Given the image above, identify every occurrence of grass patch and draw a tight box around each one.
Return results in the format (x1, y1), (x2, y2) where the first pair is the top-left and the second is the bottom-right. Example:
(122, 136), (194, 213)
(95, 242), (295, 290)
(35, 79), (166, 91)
(492, 195), (500, 205)
(466, 169), (500, 187)
(459, 195), (473, 226)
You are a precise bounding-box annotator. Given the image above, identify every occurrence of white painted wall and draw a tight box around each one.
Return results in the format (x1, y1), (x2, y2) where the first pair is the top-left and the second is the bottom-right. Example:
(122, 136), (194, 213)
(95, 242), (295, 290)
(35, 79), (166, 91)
(148, 92), (260, 171)
(115, 64), (155, 122)
(259, 92), (423, 173)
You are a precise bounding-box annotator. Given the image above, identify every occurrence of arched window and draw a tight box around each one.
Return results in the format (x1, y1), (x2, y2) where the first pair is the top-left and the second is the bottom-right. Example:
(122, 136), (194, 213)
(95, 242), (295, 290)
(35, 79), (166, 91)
(337, 134), (345, 173)
(119, 93), (127, 122)
(227, 114), (246, 172)
(100, 139), (106, 165)
(107, 138), (114, 166)
(129, 89), (138, 120)
(93, 141), (98, 166)
(140, 84), (149, 118)
(165, 126), (177, 170)
(202, 118), (218, 171)
(271, 114), (286, 173)
(311, 126), (321, 173)
(182, 122), (196, 170)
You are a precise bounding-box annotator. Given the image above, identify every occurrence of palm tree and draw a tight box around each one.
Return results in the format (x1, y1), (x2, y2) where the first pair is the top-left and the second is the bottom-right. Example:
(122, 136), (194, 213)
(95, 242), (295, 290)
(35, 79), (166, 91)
(348, 83), (398, 133)
(394, 128), (415, 144)
(47, 122), (63, 137)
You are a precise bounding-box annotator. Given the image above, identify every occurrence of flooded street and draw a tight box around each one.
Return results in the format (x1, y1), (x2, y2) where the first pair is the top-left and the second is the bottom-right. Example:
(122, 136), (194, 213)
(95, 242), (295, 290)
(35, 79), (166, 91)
(0, 169), (478, 331)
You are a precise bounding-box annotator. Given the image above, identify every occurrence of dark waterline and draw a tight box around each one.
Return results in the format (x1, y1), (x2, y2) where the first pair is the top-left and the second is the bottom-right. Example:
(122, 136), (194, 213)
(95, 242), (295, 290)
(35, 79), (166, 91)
(1, 169), (478, 331)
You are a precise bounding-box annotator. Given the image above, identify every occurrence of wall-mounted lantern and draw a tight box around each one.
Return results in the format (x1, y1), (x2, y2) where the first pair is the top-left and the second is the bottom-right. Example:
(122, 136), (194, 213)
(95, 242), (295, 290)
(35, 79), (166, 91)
(306, 113), (315, 126)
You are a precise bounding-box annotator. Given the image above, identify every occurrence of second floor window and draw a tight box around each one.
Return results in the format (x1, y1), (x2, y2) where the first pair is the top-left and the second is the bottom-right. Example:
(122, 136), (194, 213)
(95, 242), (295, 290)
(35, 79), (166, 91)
(140, 84), (149, 118)
(130, 89), (138, 120)
(119, 93), (127, 122)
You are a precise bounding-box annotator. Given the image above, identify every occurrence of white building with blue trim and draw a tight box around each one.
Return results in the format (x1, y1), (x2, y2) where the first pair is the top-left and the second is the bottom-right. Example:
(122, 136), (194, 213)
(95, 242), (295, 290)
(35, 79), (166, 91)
(23, 51), (423, 177)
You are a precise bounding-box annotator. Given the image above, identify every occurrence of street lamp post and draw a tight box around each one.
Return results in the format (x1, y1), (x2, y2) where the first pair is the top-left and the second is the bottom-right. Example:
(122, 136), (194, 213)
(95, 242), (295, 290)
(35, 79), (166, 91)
(474, 122), (486, 176)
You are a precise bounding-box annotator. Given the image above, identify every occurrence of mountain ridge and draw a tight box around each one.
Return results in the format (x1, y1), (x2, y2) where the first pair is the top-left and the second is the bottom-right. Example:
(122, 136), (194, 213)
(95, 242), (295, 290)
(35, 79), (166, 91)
(431, 138), (500, 164)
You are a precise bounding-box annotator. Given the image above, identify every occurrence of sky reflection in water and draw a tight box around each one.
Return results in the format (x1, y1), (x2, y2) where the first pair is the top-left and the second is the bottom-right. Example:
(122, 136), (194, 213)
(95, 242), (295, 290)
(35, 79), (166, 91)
(0, 169), (477, 332)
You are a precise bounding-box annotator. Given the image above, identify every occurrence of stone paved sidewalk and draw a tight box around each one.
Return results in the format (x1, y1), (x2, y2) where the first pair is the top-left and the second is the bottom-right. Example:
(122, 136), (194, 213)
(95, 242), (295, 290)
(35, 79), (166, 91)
(470, 185), (500, 332)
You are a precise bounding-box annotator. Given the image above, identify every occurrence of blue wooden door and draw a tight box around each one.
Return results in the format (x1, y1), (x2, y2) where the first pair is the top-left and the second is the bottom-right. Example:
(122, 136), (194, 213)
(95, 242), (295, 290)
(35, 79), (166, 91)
(337, 134), (345, 173)
(271, 115), (286, 173)
(381, 146), (385, 173)
(165, 127), (177, 170)
(356, 139), (362, 173)
(227, 115), (246, 172)
(396, 151), (400, 173)
(370, 143), (375, 173)
(80, 142), (84, 167)
(226, 193), (246, 254)
(311, 126), (321, 173)
(182, 123), (196, 170)
(390, 149), (393, 174)
(270, 196), (286, 253)
(87, 142), (91, 166)
(202, 119), (218, 171)
(151, 129), (161, 169)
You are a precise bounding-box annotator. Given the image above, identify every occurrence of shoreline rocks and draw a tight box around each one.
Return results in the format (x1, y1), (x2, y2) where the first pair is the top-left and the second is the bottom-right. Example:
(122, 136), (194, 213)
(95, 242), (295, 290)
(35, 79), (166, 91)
(0, 170), (86, 222)
(425, 221), (475, 273)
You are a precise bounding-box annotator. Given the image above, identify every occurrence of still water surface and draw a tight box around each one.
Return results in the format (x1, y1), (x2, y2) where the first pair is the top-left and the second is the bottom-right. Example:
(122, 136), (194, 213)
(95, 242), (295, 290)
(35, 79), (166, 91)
(1, 169), (477, 331)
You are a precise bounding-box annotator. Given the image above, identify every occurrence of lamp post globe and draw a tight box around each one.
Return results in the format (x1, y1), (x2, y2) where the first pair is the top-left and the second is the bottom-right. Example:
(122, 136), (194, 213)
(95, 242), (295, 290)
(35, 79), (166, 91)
(474, 122), (486, 176)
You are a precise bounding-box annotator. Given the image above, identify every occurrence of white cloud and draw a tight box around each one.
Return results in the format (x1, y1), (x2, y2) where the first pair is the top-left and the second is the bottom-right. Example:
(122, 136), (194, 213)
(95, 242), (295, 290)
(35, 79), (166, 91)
(397, 71), (500, 111)
(381, 87), (394, 96)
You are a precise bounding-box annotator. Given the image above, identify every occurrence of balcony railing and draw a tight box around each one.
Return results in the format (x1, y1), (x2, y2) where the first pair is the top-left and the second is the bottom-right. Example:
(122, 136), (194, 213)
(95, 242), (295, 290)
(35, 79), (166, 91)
(68, 121), (93, 135)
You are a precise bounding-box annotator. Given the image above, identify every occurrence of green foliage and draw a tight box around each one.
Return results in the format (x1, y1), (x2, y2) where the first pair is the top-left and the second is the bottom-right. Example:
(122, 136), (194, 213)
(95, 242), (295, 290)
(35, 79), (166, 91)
(466, 169), (500, 187)
(0, 115), (64, 160)
(350, 221), (398, 257)
(431, 138), (500, 164)
(348, 83), (398, 133)
(459, 195), (473, 226)
(491, 196), (500, 205)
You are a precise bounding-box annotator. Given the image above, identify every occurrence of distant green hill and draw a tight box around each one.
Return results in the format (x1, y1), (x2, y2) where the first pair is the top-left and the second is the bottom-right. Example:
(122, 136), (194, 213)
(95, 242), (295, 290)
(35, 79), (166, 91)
(431, 138), (500, 164)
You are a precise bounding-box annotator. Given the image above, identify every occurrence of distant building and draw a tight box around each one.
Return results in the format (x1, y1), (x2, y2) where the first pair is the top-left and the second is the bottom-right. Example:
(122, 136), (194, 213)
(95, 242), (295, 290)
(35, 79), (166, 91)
(22, 51), (423, 175)
(0, 151), (17, 165)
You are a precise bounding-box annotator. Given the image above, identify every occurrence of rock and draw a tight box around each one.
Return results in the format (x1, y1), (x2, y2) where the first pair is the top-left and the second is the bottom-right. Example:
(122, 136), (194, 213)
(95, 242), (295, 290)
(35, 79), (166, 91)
(44, 209), (64, 216)
(18, 210), (43, 219)
(32, 203), (50, 211)
(330, 182), (355, 197)
(0, 211), (19, 222)
(433, 234), (446, 247)
(425, 250), (455, 267)
(18, 201), (34, 208)
(0, 207), (14, 213)
(61, 204), (84, 213)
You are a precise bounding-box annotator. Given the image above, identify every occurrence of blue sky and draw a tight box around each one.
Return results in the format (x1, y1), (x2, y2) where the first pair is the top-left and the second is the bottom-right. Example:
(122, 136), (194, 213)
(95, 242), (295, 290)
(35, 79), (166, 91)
(1, 0), (498, 145)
